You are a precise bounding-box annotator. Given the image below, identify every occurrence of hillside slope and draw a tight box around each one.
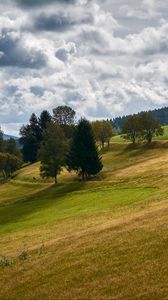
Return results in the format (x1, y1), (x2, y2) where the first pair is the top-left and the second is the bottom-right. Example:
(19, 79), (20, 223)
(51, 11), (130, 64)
(0, 142), (168, 299)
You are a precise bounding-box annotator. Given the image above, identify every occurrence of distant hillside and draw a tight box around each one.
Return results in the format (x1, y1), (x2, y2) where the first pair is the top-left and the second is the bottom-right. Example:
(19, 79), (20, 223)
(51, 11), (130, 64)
(112, 106), (168, 129)
(3, 134), (19, 141)
(3, 134), (20, 147)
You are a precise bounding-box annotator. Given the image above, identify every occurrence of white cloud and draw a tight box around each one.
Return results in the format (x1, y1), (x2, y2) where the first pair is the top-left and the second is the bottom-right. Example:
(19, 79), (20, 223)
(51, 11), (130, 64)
(0, 0), (168, 134)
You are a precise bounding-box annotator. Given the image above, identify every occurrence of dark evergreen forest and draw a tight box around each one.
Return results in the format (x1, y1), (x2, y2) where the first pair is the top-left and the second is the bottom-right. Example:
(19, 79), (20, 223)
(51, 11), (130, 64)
(112, 107), (168, 129)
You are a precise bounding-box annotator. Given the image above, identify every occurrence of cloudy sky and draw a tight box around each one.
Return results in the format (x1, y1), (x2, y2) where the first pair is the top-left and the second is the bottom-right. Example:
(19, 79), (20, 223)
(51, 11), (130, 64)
(0, 0), (168, 135)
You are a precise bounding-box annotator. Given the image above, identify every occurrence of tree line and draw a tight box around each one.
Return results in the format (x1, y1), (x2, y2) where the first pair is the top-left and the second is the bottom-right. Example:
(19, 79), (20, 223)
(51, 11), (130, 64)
(112, 106), (168, 129)
(19, 106), (113, 183)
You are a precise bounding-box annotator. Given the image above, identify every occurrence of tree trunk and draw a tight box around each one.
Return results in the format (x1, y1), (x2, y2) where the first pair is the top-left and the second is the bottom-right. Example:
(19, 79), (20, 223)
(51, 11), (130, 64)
(132, 131), (136, 144)
(132, 137), (135, 144)
(2, 169), (6, 179)
(81, 170), (85, 181)
(54, 175), (57, 184)
(147, 131), (152, 143)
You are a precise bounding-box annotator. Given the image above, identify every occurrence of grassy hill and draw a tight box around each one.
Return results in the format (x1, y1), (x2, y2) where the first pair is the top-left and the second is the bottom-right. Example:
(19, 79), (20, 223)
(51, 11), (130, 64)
(0, 142), (168, 299)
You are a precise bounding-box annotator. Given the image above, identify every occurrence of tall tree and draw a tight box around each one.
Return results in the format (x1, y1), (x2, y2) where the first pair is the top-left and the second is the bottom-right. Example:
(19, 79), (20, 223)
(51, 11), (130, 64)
(20, 113), (41, 163)
(67, 119), (103, 181)
(39, 122), (67, 184)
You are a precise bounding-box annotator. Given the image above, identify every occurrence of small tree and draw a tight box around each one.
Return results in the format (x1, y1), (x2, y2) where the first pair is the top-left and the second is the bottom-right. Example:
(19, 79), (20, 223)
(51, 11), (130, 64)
(67, 119), (103, 181)
(92, 120), (113, 148)
(39, 122), (67, 184)
(122, 115), (140, 144)
(0, 152), (22, 179)
(139, 112), (163, 143)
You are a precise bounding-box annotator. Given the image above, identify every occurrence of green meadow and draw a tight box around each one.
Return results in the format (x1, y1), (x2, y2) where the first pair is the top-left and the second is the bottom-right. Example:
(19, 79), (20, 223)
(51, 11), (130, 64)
(0, 142), (168, 299)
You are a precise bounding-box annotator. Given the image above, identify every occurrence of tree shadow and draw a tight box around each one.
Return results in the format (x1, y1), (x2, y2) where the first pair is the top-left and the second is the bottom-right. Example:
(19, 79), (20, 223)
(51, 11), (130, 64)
(115, 141), (168, 157)
(0, 178), (86, 228)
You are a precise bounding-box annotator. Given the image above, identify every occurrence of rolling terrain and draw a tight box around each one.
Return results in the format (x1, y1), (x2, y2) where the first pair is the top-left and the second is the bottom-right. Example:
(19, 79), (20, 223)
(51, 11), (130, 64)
(0, 142), (168, 299)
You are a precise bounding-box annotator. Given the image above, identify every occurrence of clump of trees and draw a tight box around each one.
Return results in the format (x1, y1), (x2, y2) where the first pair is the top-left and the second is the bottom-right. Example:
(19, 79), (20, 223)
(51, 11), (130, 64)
(20, 106), (76, 163)
(39, 118), (103, 183)
(20, 106), (104, 183)
(20, 111), (52, 163)
(122, 112), (163, 143)
(0, 128), (22, 180)
(92, 120), (113, 148)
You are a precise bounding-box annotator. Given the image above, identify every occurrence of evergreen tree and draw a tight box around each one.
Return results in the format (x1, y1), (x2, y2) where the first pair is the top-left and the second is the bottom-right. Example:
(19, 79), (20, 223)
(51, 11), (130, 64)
(20, 113), (41, 163)
(39, 110), (52, 132)
(67, 119), (103, 181)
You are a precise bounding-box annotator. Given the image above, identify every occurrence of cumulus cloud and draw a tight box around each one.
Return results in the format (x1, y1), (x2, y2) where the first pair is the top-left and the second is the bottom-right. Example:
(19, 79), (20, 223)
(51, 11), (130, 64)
(34, 11), (93, 31)
(0, 0), (168, 135)
(56, 42), (77, 62)
(0, 29), (47, 68)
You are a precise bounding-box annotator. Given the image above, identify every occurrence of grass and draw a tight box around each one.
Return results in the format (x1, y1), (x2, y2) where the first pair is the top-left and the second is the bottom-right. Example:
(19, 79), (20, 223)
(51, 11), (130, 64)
(154, 125), (168, 140)
(0, 142), (168, 299)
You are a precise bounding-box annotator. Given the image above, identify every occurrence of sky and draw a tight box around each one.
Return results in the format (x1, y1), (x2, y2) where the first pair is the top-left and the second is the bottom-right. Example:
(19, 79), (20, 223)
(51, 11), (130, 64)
(0, 0), (168, 135)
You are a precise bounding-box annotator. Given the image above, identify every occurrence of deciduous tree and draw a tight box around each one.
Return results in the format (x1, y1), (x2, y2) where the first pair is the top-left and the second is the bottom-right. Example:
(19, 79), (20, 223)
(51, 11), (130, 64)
(53, 106), (76, 126)
(92, 120), (113, 148)
(39, 122), (67, 184)
(139, 112), (163, 143)
(122, 115), (140, 144)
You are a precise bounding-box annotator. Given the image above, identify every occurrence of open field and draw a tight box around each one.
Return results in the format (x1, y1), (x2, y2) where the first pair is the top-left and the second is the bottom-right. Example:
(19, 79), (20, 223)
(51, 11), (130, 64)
(0, 142), (168, 299)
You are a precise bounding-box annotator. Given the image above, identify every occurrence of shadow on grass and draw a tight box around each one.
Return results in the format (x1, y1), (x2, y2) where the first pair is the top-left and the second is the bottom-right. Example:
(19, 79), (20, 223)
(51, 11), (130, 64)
(116, 141), (168, 157)
(0, 179), (86, 229)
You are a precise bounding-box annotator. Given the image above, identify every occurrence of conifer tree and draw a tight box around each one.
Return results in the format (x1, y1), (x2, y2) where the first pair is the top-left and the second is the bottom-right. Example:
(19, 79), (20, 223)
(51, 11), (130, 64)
(39, 110), (52, 132)
(67, 119), (103, 181)
(20, 113), (41, 163)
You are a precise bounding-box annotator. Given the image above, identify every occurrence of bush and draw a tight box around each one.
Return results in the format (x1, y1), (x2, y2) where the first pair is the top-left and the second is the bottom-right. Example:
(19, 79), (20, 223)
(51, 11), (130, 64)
(19, 249), (29, 261)
(0, 256), (13, 268)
